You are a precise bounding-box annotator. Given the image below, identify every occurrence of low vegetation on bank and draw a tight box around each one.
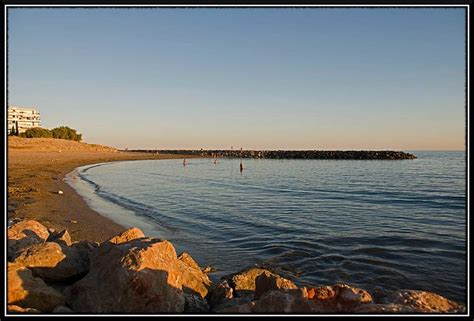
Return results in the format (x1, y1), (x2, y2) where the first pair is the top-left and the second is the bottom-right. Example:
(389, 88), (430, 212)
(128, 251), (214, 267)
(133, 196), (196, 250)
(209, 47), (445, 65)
(10, 126), (83, 142)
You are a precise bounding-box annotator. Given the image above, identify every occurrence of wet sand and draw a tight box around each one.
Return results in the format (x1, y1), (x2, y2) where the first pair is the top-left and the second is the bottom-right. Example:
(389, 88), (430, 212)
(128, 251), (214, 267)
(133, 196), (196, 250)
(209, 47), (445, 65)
(7, 137), (197, 242)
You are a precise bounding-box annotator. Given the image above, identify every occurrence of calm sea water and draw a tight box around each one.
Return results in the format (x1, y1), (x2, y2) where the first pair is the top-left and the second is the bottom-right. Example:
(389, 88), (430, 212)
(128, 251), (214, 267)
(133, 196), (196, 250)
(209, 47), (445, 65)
(70, 151), (466, 303)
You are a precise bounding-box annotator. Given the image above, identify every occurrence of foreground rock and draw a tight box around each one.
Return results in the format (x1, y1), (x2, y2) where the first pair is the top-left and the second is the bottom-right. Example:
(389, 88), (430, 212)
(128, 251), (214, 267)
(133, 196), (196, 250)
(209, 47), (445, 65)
(14, 242), (89, 282)
(214, 282), (374, 313)
(8, 220), (50, 260)
(65, 229), (211, 313)
(177, 252), (212, 298)
(6, 221), (466, 314)
(65, 237), (185, 313)
(208, 267), (465, 314)
(253, 288), (311, 313)
(8, 262), (65, 312)
(69, 240), (99, 268)
(207, 280), (234, 309)
(303, 284), (374, 313)
(383, 290), (466, 313)
(107, 227), (145, 244)
(222, 267), (270, 298)
(7, 305), (41, 314)
(254, 270), (298, 299)
(47, 229), (73, 247)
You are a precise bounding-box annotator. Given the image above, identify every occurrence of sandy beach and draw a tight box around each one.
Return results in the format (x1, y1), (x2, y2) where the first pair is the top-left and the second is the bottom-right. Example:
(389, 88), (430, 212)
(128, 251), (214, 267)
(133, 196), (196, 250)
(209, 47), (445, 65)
(7, 137), (196, 243)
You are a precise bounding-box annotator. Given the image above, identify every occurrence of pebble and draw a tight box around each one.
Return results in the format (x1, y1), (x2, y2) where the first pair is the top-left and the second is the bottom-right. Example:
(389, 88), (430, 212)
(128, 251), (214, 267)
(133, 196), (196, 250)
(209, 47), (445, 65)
(58, 190), (64, 195)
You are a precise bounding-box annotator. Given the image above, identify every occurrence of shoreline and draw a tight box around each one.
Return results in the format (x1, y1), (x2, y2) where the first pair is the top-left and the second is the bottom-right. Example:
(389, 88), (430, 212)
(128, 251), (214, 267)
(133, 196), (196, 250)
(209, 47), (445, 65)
(7, 137), (200, 242)
(64, 163), (168, 239)
(6, 137), (466, 314)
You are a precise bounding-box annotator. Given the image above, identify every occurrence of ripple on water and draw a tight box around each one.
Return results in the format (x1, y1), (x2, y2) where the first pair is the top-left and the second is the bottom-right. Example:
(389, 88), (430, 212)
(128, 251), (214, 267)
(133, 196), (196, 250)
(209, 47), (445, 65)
(74, 152), (466, 303)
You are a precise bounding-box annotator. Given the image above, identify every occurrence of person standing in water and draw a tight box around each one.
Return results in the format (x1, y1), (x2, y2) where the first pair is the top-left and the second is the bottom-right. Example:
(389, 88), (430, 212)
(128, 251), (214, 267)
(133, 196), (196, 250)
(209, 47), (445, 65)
(240, 160), (243, 172)
(183, 158), (186, 166)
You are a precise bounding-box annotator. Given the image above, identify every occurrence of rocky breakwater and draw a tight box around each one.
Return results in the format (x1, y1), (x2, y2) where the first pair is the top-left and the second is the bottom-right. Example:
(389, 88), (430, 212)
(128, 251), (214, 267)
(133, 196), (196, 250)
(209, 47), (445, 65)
(131, 149), (417, 160)
(7, 220), (464, 314)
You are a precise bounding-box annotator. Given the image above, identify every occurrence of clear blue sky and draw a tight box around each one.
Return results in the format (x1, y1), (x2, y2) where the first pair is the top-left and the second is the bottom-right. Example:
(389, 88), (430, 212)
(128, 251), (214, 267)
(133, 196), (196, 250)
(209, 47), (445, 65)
(8, 8), (465, 150)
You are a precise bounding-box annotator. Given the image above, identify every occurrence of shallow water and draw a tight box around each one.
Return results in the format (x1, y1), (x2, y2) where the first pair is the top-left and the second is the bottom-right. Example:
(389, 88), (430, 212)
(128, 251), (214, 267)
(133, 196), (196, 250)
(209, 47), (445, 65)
(68, 151), (466, 302)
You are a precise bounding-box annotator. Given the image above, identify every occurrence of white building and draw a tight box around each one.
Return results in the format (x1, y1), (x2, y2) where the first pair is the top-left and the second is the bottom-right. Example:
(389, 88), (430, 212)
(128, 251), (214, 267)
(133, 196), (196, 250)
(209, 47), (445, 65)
(7, 106), (42, 134)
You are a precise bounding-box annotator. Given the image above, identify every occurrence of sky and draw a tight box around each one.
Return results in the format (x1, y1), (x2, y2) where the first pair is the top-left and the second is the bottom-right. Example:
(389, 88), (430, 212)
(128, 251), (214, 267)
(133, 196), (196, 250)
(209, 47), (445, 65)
(7, 7), (466, 150)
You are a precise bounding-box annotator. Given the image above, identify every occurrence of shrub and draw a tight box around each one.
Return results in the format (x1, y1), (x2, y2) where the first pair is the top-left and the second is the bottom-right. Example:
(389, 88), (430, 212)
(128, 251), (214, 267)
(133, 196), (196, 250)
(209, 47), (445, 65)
(21, 127), (53, 138)
(51, 126), (82, 142)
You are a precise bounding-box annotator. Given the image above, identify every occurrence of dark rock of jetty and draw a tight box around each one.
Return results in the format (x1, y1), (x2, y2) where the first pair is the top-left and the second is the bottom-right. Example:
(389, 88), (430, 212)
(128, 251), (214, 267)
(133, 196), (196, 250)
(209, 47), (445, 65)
(128, 149), (417, 160)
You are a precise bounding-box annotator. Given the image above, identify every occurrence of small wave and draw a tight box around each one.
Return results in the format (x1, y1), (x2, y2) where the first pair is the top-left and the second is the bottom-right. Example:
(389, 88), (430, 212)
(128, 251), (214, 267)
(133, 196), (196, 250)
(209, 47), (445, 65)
(71, 156), (466, 303)
(149, 172), (465, 210)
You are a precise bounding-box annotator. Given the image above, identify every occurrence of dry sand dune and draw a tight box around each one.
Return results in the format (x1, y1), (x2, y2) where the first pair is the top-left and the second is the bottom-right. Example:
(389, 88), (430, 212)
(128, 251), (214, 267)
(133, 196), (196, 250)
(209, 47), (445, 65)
(8, 136), (117, 152)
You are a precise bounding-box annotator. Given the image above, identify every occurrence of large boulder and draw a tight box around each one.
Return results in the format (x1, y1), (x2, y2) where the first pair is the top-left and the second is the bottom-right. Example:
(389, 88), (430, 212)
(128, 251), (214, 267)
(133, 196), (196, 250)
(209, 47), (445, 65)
(334, 284), (373, 305)
(107, 227), (145, 244)
(253, 288), (311, 313)
(177, 252), (212, 298)
(178, 252), (202, 271)
(254, 270), (298, 299)
(8, 220), (50, 260)
(8, 262), (65, 312)
(70, 240), (99, 268)
(65, 237), (187, 313)
(13, 242), (89, 282)
(384, 290), (466, 313)
(223, 267), (271, 297)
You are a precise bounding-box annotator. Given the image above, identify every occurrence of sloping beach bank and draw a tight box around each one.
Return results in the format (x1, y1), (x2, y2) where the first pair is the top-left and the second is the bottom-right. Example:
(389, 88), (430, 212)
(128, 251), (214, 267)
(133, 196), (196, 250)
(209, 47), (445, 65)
(7, 137), (196, 242)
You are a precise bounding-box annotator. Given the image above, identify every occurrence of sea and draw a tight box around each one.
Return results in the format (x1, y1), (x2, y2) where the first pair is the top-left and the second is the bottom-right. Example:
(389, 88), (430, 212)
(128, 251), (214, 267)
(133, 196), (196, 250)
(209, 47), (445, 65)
(66, 151), (466, 303)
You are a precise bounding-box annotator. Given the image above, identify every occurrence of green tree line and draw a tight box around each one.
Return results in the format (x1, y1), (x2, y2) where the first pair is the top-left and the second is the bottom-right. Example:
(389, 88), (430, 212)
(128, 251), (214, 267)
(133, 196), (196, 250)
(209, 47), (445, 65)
(9, 126), (82, 142)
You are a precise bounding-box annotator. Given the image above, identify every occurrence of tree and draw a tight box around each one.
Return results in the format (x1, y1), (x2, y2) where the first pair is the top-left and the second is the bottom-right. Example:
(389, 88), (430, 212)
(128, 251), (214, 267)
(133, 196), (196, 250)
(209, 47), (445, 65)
(51, 126), (82, 142)
(21, 127), (53, 138)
